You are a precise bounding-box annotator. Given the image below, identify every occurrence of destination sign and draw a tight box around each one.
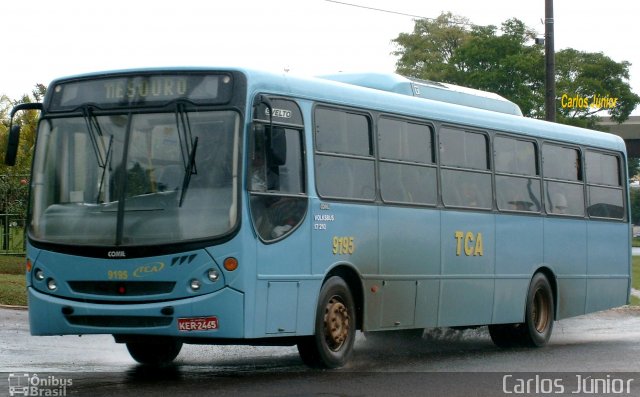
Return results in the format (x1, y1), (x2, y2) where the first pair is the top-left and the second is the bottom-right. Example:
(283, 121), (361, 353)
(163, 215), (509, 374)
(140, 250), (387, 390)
(49, 73), (234, 110)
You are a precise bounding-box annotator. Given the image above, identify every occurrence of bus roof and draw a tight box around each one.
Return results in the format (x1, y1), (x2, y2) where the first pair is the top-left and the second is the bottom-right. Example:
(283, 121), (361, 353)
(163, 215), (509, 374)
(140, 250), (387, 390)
(318, 72), (524, 116)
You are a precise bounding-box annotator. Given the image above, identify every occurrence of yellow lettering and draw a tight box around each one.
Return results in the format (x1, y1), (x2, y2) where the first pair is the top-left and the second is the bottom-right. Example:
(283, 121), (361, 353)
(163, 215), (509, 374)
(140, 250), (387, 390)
(455, 231), (485, 256)
(561, 94), (568, 108)
(332, 236), (356, 255)
(474, 232), (484, 256)
(464, 232), (474, 256)
(455, 231), (464, 256)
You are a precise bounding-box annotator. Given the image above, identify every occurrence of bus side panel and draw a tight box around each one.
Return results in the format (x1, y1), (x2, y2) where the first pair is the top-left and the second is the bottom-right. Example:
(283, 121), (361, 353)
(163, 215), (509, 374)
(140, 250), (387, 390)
(438, 211), (495, 327)
(585, 221), (630, 312)
(311, 199), (378, 330)
(493, 214), (543, 324)
(544, 218), (588, 319)
(378, 206), (441, 328)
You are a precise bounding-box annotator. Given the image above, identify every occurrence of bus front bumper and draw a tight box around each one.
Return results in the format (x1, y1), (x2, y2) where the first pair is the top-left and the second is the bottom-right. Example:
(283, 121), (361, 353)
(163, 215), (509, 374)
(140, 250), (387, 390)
(27, 287), (244, 338)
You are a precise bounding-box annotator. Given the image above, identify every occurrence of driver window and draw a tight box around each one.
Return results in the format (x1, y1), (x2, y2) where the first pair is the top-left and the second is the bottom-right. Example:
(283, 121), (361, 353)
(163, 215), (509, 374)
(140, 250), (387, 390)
(249, 124), (307, 241)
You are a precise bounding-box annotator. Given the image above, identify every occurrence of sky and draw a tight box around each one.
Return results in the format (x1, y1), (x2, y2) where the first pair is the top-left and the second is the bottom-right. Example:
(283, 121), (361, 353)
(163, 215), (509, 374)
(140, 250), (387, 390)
(3, 0), (640, 114)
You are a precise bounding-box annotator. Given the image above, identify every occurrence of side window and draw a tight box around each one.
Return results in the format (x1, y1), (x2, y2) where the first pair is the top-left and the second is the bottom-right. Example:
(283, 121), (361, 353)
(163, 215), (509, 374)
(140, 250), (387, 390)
(378, 117), (436, 205)
(249, 98), (307, 242)
(440, 127), (491, 209)
(494, 136), (541, 212)
(586, 151), (624, 219)
(543, 144), (584, 216)
(314, 107), (375, 200)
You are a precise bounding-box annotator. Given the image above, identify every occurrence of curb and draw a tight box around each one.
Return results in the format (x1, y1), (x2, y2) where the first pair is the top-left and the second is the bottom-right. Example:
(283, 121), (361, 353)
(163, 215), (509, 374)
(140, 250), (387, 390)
(0, 304), (27, 310)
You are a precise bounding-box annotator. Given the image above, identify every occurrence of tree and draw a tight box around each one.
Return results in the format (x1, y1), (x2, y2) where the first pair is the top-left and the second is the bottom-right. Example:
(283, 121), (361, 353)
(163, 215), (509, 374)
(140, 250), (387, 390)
(393, 12), (471, 83)
(556, 49), (640, 125)
(392, 13), (640, 123)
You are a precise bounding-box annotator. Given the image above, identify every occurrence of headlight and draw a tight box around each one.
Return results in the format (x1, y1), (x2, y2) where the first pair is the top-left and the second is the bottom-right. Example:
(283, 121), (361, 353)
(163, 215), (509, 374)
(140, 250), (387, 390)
(35, 269), (45, 281)
(207, 269), (220, 282)
(46, 278), (57, 291)
(190, 279), (201, 291)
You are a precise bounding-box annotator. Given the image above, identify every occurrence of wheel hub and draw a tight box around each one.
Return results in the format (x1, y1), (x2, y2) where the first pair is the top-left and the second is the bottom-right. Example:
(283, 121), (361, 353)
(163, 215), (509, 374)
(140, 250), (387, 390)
(532, 288), (550, 332)
(324, 298), (350, 351)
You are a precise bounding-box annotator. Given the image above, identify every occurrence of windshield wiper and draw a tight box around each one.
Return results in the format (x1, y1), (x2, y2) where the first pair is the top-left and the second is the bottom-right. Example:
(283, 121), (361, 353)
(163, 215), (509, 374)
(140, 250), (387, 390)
(82, 106), (107, 168)
(179, 137), (198, 207)
(96, 135), (114, 203)
(176, 103), (198, 207)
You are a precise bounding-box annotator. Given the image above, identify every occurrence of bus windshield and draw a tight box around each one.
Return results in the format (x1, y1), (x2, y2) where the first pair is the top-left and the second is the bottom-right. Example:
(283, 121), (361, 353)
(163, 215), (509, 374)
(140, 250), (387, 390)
(30, 109), (240, 246)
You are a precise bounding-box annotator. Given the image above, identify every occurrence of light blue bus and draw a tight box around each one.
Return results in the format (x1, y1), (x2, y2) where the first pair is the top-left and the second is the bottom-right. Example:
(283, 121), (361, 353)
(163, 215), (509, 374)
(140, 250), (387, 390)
(5, 68), (630, 368)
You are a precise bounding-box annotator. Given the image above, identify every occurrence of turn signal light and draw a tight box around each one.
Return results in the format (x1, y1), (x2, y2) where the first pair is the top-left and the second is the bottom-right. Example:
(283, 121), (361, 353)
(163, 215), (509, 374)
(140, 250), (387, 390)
(223, 257), (238, 271)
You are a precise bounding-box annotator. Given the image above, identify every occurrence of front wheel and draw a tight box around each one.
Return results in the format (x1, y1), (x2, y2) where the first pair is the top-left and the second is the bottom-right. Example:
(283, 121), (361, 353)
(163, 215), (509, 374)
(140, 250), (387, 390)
(126, 338), (183, 365)
(489, 273), (554, 348)
(297, 276), (356, 368)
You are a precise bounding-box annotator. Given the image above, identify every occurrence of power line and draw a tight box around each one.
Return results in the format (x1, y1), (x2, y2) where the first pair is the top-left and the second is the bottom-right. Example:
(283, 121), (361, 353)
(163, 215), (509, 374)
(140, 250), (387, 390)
(324, 0), (474, 26)
(324, 0), (434, 20)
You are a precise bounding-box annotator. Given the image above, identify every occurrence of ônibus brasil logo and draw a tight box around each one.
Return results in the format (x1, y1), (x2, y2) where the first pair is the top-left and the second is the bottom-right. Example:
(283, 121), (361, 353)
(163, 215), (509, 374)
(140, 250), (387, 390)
(7, 373), (72, 396)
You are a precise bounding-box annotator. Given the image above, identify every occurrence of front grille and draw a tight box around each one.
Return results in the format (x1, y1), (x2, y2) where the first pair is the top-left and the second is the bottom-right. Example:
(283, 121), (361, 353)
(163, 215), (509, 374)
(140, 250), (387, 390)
(68, 281), (175, 296)
(67, 315), (172, 328)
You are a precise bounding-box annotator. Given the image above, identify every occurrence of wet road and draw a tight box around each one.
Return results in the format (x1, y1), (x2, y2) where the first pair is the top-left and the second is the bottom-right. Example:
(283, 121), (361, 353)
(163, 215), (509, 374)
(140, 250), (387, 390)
(1, 306), (640, 396)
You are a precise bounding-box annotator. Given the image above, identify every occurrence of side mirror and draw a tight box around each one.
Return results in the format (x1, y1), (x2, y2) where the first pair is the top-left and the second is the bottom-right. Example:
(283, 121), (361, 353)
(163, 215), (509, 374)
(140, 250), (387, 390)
(5, 125), (21, 166)
(5, 102), (43, 166)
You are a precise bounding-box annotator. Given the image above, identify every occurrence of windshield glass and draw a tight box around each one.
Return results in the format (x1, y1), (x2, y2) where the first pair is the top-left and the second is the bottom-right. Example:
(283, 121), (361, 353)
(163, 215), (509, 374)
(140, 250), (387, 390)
(30, 110), (239, 246)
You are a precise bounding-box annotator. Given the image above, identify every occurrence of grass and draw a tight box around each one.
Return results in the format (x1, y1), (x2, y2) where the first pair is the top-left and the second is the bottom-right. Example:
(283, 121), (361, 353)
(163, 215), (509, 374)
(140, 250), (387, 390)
(0, 255), (26, 275)
(0, 255), (27, 306)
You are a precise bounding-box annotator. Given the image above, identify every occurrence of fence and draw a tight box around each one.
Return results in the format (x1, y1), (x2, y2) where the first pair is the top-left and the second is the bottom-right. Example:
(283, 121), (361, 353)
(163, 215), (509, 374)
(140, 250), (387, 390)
(0, 174), (28, 255)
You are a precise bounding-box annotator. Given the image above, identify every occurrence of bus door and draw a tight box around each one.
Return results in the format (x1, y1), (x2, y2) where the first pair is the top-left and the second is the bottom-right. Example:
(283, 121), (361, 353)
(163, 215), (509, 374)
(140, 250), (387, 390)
(249, 97), (309, 336)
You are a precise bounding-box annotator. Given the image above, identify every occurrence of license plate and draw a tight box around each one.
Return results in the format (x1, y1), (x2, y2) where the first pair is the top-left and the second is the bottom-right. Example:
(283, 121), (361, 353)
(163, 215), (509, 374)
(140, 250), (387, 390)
(177, 316), (218, 331)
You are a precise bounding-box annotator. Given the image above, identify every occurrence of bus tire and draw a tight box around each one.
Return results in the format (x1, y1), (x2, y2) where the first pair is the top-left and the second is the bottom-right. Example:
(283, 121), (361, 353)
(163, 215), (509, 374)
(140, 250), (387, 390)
(297, 276), (356, 368)
(489, 273), (554, 348)
(521, 272), (554, 347)
(126, 338), (182, 365)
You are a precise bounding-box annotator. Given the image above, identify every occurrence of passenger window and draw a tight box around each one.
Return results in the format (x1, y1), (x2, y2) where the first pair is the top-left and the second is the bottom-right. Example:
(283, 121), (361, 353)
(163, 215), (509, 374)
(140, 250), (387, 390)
(315, 108), (371, 156)
(440, 127), (488, 170)
(585, 151), (624, 219)
(378, 117), (436, 205)
(543, 144), (581, 181)
(440, 127), (491, 209)
(495, 136), (537, 176)
(543, 144), (584, 216)
(315, 107), (375, 200)
(494, 137), (541, 212)
(379, 117), (433, 164)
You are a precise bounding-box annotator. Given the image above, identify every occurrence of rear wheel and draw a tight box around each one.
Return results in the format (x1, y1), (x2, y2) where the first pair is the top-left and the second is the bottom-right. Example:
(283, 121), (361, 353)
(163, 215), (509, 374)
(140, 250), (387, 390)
(297, 276), (356, 368)
(489, 273), (554, 348)
(126, 338), (183, 365)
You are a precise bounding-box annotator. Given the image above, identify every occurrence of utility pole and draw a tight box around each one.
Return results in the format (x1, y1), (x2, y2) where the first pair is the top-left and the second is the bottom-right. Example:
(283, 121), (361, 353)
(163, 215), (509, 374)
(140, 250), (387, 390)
(545, 0), (556, 122)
